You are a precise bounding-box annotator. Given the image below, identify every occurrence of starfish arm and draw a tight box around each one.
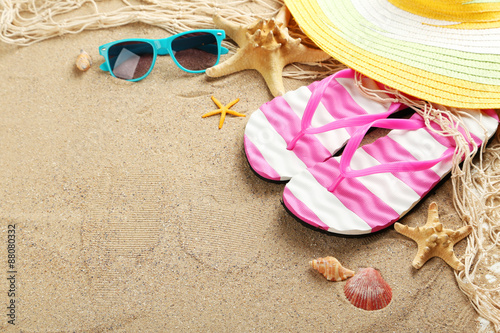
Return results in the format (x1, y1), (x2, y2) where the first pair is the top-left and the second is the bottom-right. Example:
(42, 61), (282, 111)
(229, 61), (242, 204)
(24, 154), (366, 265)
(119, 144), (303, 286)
(412, 245), (434, 269)
(439, 248), (465, 270)
(226, 110), (246, 117)
(205, 48), (253, 78)
(394, 223), (420, 242)
(218, 111), (226, 129)
(394, 222), (407, 233)
(202, 110), (222, 118)
(396, 223), (429, 269)
(213, 15), (247, 46)
(286, 44), (332, 64)
(225, 98), (240, 109)
(211, 96), (224, 108)
(256, 61), (285, 97)
(425, 202), (440, 226)
(450, 225), (473, 243)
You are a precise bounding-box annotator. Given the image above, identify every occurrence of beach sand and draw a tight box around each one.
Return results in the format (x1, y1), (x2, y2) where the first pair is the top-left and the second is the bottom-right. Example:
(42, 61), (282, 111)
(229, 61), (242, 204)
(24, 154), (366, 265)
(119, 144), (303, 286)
(0, 2), (490, 331)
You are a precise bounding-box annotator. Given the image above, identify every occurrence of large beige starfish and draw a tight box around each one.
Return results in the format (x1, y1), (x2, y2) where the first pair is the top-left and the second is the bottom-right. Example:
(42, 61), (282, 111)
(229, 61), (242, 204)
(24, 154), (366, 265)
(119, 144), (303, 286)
(394, 202), (472, 271)
(206, 5), (331, 97)
(202, 96), (245, 129)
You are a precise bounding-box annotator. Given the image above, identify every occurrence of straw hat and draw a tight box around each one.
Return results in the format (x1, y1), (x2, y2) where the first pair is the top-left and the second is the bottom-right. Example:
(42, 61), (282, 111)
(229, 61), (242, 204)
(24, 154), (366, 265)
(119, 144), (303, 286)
(284, 0), (500, 109)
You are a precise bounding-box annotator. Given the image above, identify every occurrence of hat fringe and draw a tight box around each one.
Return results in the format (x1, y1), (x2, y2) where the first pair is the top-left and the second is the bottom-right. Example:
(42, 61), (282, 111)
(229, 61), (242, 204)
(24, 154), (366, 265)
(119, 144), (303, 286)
(355, 71), (500, 331)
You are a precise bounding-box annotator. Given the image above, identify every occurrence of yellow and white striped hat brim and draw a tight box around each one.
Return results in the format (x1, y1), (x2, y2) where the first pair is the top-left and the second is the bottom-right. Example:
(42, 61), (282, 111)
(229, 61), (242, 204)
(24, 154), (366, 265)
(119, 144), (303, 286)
(284, 0), (500, 108)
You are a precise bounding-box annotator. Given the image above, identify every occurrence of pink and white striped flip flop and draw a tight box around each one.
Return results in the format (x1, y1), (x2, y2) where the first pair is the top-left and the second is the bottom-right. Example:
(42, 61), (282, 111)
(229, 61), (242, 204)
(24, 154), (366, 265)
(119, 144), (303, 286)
(244, 68), (405, 181)
(283, 109), (499, 235)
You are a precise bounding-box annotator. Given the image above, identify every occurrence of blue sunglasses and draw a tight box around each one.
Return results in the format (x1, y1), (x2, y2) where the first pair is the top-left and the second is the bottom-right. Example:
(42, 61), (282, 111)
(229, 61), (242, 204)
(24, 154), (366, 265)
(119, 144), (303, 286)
(99, 29), (228, 81)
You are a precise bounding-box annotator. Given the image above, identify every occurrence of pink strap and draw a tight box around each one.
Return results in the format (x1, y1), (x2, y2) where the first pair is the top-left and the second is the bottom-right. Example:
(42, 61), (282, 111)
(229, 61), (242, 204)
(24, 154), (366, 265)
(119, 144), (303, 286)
(287, 74), (401, 150)
(287, 75), (335, 150)
(328, 118), (454, 192)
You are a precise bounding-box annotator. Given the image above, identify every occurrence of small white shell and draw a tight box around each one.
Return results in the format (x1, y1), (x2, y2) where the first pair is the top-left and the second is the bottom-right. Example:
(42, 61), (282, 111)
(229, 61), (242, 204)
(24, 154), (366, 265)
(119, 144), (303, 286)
(76, 49), (92, 72)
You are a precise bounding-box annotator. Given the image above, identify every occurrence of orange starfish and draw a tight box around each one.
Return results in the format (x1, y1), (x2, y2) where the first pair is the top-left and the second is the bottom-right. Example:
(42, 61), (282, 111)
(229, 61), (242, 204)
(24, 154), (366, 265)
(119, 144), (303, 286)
(202, 96), (245, 129)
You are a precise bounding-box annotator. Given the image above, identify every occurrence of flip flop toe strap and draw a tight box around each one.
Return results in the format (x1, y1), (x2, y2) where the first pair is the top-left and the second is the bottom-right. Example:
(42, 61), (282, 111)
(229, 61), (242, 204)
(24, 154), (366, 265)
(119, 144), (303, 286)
(287, 75), (336, 150)
(328, 118), (456, 192)
(286, 74), (402, 150)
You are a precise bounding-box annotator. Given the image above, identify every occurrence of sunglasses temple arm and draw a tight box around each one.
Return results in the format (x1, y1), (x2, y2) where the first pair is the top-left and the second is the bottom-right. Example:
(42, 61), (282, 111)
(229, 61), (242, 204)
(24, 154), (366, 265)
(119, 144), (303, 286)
(99, 62), (110, 72)
(221, 46), (229, 55)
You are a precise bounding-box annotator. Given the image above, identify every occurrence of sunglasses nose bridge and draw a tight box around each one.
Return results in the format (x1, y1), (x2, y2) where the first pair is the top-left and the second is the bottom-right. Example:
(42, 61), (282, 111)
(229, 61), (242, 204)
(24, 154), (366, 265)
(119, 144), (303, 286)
(155, 40), (170, 56)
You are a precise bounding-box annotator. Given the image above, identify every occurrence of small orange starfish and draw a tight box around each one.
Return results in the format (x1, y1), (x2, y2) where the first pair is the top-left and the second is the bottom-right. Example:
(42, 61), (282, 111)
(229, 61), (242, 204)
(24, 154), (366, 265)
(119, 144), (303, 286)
(202, 96), (245, 129)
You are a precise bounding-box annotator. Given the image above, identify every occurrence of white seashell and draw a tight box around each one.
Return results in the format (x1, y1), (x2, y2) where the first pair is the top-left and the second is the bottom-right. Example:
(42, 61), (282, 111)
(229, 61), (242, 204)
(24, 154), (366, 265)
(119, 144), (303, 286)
(76, 49), (92, 72)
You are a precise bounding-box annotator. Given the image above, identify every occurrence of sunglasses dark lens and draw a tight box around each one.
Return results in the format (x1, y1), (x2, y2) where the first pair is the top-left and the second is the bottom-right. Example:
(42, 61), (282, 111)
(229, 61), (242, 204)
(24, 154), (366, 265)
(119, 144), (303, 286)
(171, 32), (218, 71)
(107, 41), (154, 80)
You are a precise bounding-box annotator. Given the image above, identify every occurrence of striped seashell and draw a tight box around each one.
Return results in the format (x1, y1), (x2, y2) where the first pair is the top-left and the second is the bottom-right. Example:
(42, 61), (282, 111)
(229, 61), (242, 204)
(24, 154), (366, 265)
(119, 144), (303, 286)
(76, 49), (92, 72)
(309, 256), (355, 282)
(344, 267), (392, 311)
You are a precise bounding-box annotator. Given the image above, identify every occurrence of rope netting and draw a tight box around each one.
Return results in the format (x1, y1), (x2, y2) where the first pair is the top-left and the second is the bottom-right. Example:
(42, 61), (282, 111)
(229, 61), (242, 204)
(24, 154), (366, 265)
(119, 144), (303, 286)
(0, 0), (341, 77)
(0, 0), (278, 44)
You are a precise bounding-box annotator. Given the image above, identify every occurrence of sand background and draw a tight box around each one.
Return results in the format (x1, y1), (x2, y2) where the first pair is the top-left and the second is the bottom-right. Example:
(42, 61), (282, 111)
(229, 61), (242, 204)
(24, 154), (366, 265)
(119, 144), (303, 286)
(0, 1), (492, 331)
